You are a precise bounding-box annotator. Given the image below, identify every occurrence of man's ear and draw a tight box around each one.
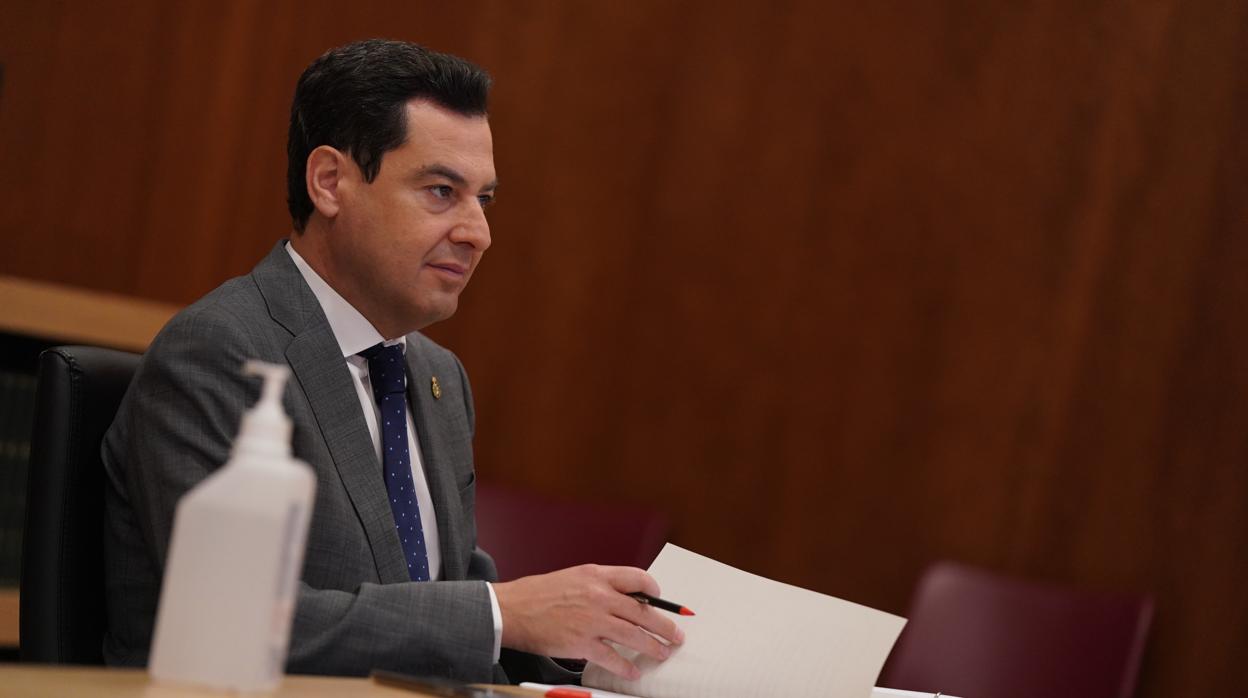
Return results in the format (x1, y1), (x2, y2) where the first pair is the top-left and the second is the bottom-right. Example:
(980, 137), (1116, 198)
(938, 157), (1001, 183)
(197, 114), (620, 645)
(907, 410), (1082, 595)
(306, 145), (347, 219)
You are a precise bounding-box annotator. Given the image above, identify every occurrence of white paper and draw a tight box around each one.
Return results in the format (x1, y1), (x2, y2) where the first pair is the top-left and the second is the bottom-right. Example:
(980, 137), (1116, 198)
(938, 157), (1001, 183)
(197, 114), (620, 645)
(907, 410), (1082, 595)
(582, 544), (907, 698)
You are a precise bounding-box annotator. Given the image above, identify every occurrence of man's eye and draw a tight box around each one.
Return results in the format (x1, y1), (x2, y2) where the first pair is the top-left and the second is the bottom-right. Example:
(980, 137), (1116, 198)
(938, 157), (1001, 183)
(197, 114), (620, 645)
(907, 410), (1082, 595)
(428, 185), (454, 199)
(477, 194), (495, 208)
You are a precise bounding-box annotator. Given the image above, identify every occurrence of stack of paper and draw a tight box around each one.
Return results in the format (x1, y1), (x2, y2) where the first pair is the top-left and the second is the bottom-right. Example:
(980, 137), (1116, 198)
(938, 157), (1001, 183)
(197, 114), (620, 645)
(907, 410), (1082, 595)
(580, 544), (908, 698)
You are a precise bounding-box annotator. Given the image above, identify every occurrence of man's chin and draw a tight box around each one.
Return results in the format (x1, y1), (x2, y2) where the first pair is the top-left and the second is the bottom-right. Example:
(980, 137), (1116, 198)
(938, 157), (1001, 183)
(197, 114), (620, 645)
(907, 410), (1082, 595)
(407, 298), (459, 331)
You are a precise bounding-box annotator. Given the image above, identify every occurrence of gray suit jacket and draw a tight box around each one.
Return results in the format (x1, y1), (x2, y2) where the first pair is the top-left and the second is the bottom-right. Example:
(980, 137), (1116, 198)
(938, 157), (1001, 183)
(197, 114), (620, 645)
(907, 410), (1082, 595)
(103, 243), (529, 682)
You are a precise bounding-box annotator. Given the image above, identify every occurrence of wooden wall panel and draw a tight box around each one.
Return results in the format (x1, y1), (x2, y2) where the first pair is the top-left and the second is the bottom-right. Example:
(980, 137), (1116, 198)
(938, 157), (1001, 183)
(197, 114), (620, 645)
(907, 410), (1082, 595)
(2, 1), (1246, 694)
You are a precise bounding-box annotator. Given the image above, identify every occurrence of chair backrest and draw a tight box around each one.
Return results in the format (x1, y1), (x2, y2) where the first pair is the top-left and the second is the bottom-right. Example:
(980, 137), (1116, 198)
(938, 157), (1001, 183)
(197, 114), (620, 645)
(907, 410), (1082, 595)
(474, 482), (669, 581)
(20, 346), (140, 663)
(878, 561), (1153, 698)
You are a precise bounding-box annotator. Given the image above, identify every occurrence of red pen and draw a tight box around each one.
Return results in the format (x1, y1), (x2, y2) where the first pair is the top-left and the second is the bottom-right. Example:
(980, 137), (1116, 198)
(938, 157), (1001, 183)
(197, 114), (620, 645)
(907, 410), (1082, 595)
(537, 688), (592, 698)
(628, 591), (696, 616)
(517, 683), (594, 698)
(372, 669), (590, 697)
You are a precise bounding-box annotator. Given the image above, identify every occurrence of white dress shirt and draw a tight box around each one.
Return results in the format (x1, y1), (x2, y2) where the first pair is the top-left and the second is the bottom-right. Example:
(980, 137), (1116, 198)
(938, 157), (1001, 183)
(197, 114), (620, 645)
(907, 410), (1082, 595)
(287, 243), (502, 660)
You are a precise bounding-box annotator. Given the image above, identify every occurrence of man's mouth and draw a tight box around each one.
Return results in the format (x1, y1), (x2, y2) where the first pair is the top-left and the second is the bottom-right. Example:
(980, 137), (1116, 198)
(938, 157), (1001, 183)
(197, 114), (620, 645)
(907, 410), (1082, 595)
(428, 262), (468, 277)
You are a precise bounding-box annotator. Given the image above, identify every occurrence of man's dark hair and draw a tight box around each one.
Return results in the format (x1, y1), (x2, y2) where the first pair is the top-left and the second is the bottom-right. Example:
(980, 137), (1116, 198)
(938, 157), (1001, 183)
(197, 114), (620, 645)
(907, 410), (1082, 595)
(286, 39), (491, 231)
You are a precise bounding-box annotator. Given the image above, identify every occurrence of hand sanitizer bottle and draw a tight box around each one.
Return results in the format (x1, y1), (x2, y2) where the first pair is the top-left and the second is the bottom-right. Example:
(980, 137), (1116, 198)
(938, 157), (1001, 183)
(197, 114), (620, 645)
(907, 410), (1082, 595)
(149, 360), (316, 692)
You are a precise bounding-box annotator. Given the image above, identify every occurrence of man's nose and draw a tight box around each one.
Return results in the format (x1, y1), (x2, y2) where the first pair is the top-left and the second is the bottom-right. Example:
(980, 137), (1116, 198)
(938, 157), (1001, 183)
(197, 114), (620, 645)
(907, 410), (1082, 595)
(451, 202), (491, 252)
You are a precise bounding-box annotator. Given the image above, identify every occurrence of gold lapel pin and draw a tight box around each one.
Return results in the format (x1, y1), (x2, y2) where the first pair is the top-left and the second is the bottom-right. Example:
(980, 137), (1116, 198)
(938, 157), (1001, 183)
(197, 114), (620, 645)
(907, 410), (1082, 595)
(430, 375), (442, 400)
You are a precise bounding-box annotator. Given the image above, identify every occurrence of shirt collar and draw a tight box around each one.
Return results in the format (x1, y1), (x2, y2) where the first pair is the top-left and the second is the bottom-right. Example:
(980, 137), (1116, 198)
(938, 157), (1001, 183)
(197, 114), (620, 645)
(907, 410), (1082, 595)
(286, 241), (406, 358)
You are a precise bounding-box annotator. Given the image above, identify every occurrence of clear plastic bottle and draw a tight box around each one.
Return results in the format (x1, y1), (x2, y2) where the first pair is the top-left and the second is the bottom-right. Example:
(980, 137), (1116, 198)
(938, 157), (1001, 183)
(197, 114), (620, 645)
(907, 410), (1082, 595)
(149, 360), (316, 692)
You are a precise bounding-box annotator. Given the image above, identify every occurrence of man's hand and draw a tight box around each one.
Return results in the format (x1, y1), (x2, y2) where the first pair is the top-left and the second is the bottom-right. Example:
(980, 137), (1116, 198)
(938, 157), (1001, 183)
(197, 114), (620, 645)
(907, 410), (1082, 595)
(493, 564), (686, 680)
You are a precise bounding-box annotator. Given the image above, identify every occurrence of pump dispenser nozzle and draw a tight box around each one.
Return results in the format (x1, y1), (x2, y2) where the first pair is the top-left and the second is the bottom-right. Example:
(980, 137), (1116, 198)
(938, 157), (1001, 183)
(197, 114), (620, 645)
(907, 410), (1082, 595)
(234, 360), (294, 459)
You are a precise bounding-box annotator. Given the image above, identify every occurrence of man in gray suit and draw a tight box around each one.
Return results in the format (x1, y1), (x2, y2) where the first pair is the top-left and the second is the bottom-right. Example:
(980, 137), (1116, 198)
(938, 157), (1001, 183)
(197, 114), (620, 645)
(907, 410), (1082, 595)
(102, 39), (682, 684)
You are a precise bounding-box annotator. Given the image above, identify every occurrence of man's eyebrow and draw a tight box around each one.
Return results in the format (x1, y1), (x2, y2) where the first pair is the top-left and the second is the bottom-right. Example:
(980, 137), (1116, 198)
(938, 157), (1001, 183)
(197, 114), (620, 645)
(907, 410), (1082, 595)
(415, 164), (498, 191)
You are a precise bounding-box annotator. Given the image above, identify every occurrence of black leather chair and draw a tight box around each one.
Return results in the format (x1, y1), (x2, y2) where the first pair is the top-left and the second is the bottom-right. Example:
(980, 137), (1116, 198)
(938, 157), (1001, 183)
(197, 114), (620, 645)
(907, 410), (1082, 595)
(20, 345), (141, 663)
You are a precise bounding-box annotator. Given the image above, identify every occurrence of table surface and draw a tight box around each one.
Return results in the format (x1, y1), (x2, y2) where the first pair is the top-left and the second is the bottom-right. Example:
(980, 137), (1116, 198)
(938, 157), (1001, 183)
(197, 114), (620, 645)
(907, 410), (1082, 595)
(0, 664), (539, 697)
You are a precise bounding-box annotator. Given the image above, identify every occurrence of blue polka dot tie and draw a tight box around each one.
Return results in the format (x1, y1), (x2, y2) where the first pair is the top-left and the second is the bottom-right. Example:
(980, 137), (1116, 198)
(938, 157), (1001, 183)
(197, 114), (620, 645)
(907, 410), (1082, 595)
(359, 343), (431, 581)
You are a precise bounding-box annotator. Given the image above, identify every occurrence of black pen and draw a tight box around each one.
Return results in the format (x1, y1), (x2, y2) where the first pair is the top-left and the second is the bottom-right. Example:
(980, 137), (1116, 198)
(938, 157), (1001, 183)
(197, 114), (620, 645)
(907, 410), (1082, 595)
(628, 591), (696, 616)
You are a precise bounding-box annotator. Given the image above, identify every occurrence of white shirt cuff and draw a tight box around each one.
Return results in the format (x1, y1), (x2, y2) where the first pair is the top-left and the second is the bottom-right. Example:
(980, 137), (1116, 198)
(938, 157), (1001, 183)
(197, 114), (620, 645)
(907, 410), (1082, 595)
(486, 582), (503, 662)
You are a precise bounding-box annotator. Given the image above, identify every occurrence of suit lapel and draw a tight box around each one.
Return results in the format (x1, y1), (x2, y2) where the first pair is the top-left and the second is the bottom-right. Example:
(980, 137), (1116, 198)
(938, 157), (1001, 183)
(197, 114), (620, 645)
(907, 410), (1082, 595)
(404, 345), (467, 581)
(254, 244), (411, 585)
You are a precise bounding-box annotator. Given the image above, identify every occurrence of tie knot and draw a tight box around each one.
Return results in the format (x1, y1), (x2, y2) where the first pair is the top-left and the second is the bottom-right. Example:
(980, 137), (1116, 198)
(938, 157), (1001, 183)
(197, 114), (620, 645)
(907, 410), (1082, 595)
(359, 343), (406, 396)
(359, 342), (402, 361)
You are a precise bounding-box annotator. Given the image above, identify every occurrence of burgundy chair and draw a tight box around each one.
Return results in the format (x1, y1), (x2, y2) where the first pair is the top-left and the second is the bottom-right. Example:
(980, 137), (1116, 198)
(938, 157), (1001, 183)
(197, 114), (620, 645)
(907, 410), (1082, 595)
(473, 482), (668, 581)
(879, 561), (1153, 698)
